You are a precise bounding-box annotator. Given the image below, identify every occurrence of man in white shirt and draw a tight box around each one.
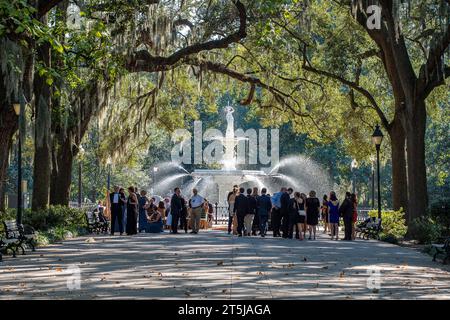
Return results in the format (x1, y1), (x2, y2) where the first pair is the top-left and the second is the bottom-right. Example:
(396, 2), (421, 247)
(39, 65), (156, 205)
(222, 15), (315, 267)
(189, 188), (204, 234)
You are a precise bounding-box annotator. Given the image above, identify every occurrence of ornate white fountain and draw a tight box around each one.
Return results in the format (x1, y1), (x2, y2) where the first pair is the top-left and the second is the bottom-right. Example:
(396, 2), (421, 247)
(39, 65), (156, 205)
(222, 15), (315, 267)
(153, 103), (333, 205)
(191, 104), (274, 205)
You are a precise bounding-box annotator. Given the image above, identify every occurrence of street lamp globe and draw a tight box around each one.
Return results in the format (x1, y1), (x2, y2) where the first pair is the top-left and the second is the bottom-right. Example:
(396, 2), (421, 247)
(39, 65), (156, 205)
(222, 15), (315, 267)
(351, 159), (358, 169)
(371, 124), (384, 147)
(153, 166), (158, 173)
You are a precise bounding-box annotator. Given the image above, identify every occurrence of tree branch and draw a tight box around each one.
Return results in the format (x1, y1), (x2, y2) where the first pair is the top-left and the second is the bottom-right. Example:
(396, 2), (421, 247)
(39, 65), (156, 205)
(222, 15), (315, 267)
(302, 60), (390, 130)
(126, 0), (247, 72)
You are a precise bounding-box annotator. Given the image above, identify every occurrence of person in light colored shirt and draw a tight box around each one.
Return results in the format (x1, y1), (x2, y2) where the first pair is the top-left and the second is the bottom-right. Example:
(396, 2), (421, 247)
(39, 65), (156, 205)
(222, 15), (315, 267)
(189, 188), (204, 234)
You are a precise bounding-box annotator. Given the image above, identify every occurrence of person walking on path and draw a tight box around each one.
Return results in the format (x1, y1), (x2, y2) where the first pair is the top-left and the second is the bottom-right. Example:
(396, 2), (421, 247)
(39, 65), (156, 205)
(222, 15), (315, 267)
(328, 191), (340, 240)
(234, 187), (249, 237)
(227, 185), (239, 235)
(257, 188), (271, 237)
(170, 187), (183, 234)
(190, 188), (204, 234)
(305, 190), (320, 240)
(126, 186), (138, 235)
(339, 192), (354, 241)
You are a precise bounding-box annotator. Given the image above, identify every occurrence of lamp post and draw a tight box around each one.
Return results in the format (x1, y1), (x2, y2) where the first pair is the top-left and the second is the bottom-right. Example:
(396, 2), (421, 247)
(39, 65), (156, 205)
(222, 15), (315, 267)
(13, 97), (24, 225)
(372, 124), (384, 219)
(106, 157), (112, 191)
(351, 159), (358, 195)
(370, 155), (375, 209)
(78, 145), (85, 208)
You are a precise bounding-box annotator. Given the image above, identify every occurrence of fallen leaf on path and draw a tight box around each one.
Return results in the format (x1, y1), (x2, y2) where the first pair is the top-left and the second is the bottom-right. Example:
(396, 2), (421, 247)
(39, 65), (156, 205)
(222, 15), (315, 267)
(55, 268), (63, 272)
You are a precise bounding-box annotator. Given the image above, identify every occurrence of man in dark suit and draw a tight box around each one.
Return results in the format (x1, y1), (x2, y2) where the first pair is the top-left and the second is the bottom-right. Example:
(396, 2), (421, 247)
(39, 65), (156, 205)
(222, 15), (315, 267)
(110, 185), (124, 235)
(233, 187), (249, 237)
(339, 192), (354, 241)
(257, 188), (272, 237)
(170, 187), (183, 234)
(280, 187), (292, 238)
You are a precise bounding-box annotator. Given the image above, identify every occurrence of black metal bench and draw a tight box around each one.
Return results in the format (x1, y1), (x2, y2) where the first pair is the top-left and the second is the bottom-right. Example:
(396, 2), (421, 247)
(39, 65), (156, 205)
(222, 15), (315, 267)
(85, 210), (109, 234)
(432, 237), (450, 264)
(1, 220), (25, 258)
(356, 217), (382, 240)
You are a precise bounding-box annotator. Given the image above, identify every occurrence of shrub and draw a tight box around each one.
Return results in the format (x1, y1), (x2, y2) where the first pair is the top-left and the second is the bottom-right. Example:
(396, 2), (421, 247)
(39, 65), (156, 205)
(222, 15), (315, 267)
(1, 205), (87, 231)
(0, 206), (88, 246)
(428, 200), (450, 236)
(368, 208), (407, 241)
(408, 216), (443, 244)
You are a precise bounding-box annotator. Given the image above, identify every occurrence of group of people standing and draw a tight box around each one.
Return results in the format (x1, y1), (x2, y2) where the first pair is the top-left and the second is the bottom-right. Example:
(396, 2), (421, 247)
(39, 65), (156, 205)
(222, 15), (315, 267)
(108, 185), (213, 236)
(227, 185), (358, 241)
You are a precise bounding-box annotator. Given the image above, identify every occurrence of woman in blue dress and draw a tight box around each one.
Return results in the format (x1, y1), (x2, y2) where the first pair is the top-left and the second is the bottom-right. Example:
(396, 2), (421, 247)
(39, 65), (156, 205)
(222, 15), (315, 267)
(328, 191), (340, 240)
(138, 190), (149, 233)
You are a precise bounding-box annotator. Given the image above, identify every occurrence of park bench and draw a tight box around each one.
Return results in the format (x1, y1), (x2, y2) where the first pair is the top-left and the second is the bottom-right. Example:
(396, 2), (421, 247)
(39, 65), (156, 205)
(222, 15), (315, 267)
(356, 217), (382, 240)
(432, 237), (450, 264)
(85, 210), (109, 234)
(85, 211), (102, 234)
(96, 210), (110, 234)
(1, 220), (37, 258)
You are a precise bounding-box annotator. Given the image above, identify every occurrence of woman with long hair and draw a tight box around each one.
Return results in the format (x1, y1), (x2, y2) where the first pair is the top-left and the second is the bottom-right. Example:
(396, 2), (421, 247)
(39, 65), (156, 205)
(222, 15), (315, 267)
(328, 191), (340, 240)
(321, 194), (329, 234)
(305, 190), (320, 240)
(290, 192), (305, 240)
(126, 186), (138, 235)
(146, 202), (164, 233)
(298, 193), (307, 239)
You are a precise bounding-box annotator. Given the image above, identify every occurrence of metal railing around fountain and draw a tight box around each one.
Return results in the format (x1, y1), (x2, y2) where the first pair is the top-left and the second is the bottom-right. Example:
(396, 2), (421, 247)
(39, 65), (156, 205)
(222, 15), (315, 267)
(212, 204), (374, 225)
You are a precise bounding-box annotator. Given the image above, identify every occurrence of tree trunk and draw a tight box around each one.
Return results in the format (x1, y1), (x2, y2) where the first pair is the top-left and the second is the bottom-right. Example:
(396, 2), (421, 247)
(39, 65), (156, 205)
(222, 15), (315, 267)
(0, 108), (18, 212)
(50, 136), (75, 205)
(32, 22), (52, 211)
(404, 98), (428, 226)
(388, 116), (408, 214)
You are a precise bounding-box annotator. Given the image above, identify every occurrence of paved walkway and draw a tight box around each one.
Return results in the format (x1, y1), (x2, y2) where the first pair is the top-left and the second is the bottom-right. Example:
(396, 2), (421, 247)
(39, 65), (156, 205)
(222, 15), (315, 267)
(1, 229), (449, 299)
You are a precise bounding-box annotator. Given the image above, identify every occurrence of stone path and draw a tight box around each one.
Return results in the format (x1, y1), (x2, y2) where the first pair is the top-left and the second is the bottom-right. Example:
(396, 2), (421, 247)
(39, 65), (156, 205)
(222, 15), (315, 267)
(1, 229), (449, 299)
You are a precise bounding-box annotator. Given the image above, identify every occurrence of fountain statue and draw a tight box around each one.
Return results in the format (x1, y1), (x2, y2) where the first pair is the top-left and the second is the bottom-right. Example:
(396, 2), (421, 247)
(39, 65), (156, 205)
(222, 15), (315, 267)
(223, 104), (236, 170)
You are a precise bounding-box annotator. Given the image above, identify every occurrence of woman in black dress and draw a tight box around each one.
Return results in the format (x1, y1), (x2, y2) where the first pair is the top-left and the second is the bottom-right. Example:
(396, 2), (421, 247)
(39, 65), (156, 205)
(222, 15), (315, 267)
(126, 186), (138, 235)
(305, 190), (320, 240)
(298, 193), (307, 240)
